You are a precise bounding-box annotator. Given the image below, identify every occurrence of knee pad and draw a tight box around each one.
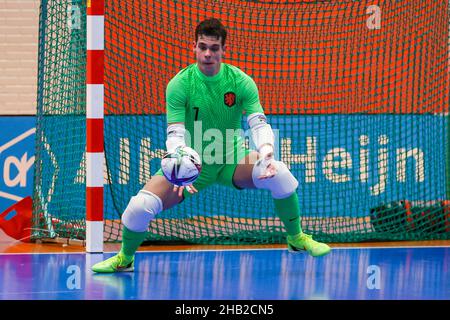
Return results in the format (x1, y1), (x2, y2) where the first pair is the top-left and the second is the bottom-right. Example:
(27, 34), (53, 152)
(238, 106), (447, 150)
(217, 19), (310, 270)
(252, 160), (299, 199)
(121, 190), (163, 232)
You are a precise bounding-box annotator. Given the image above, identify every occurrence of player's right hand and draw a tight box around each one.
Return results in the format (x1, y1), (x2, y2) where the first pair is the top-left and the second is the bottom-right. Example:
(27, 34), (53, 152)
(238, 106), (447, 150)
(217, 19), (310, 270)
(173, 184), (198, 197)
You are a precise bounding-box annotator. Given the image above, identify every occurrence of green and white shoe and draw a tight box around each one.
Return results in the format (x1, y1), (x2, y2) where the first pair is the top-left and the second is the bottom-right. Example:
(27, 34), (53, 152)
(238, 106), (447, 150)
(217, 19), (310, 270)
(91, 253), (134, 273)
(287, 233), (331, 257)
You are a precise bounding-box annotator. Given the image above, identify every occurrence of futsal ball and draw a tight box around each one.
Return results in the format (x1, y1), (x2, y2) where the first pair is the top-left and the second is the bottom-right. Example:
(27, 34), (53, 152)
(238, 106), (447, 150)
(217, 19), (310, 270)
(161, 146), (202, 186)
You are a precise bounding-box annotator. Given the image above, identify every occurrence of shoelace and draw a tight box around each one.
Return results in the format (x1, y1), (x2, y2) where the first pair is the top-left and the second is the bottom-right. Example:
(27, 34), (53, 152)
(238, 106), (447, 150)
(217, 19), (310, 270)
(303, 234), (316, 244)
(106, 255), (126, 268)
(291, 233), (312, 242)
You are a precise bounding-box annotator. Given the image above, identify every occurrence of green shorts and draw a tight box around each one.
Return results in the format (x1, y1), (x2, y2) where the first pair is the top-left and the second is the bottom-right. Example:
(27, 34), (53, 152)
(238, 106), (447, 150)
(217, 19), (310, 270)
(155, 148), (252, 198)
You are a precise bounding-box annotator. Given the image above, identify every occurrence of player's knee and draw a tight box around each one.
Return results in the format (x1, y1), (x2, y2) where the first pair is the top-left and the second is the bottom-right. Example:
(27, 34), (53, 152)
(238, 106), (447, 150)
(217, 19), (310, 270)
(252, 160), (299, 199)
(121, 190), (163, 232)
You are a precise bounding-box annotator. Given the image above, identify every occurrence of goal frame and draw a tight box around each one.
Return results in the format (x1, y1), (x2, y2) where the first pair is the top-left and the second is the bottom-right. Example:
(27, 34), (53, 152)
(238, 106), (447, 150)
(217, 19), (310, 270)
(86, 0), (105, 253)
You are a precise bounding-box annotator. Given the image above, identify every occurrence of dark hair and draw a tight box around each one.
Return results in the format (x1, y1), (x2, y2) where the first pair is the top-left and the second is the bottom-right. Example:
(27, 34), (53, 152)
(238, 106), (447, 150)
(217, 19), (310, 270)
(195, 18), (227, 46)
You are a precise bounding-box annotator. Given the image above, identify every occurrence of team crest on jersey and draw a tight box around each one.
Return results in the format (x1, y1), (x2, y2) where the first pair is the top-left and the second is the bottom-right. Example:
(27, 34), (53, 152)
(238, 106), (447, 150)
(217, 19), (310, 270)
(224, 92), (236, 107)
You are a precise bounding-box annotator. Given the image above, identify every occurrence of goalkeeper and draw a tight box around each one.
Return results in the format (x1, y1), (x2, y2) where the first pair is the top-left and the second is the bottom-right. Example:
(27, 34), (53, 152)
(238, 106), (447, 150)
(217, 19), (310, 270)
(92, 18), (331, 273)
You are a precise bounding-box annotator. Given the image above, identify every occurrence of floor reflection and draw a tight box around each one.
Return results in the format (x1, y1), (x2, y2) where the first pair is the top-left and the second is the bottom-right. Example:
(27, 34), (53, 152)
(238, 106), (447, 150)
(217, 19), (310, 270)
(0, 246), (448, 300)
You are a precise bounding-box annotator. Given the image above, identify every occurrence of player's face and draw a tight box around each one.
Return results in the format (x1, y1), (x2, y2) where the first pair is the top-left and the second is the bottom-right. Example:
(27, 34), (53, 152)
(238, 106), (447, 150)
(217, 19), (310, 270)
(194, 35), (225, 77)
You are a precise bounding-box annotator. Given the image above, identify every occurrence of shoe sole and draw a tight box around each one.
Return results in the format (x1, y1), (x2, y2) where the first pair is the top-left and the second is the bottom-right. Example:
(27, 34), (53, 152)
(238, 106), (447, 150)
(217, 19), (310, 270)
(287, 243), (307, 254)
(310, 250), (331, 257)
(92, 267), (134, 273)
(92, 263), (135, 273)
(114, 267), (134, 272)
(287, 243), (331, 257)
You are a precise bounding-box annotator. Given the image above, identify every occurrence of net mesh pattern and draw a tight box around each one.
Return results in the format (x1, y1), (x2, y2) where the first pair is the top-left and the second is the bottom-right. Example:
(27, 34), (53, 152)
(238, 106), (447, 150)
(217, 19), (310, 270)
(32, 0), (450, 243)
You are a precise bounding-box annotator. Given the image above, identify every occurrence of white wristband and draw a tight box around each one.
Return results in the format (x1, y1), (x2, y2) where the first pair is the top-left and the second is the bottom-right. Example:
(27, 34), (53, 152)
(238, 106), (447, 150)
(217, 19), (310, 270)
(259, 144), (274, 160)
(247, 112), (275, 156)
(166, 123), (186, 153)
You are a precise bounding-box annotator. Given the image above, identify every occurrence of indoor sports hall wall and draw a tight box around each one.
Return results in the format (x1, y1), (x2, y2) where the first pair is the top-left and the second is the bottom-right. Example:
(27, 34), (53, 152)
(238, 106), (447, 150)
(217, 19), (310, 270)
(0, 0), (39, 115)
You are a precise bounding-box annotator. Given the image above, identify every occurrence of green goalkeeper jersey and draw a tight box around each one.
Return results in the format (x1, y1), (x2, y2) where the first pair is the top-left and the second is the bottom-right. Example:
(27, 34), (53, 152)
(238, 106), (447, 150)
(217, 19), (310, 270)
(166, 63), (264, 164)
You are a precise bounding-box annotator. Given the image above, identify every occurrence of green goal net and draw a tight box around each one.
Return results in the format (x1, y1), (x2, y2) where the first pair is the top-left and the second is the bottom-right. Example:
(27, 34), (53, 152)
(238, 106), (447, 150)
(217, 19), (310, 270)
(32, 0), (450, 244)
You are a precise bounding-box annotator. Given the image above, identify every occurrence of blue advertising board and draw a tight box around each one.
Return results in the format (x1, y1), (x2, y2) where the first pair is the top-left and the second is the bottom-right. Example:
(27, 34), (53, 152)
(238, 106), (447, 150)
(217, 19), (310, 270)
(0, 117), (36, 214)
(102, 115), (447, 218)
(31, 114), (450, 219)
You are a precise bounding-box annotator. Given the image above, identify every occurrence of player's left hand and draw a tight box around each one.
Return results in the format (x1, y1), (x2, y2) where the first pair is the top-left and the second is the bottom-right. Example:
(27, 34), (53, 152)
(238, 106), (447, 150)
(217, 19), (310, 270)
(258, 160), (277, 179)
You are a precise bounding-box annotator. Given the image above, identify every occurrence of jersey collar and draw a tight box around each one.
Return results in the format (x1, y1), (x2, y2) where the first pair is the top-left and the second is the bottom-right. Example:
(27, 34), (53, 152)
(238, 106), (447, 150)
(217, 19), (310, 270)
(194, 63), (224, 82)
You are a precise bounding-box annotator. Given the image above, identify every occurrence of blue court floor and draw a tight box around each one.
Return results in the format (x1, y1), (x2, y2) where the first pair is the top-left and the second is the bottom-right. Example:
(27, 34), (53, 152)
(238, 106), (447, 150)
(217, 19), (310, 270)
(0, 246), (448, 300)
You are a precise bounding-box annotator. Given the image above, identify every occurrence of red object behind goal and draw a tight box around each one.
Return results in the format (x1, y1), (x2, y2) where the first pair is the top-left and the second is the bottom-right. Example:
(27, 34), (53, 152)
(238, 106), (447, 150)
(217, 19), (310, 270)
(0, 197), (33, 243)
